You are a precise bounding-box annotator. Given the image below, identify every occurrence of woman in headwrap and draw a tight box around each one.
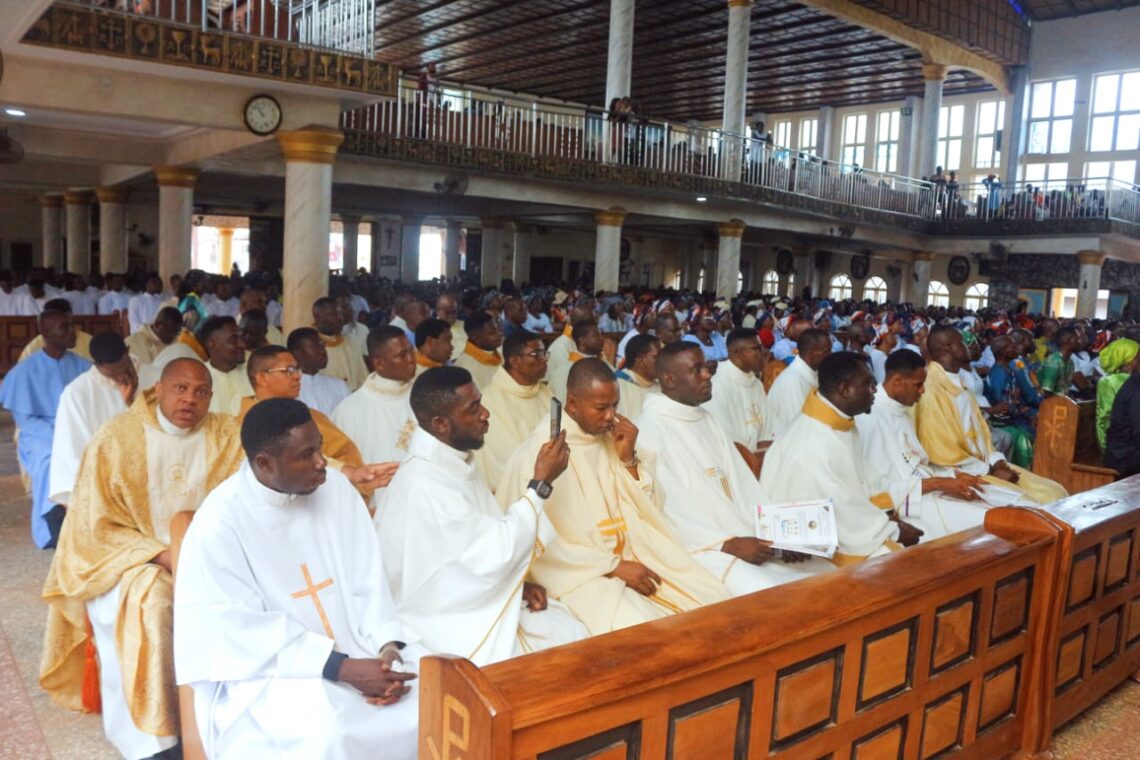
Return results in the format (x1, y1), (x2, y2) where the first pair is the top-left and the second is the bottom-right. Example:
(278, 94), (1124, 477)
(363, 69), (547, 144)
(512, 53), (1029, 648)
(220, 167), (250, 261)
(756, 311), (775, 348)
(1097, 338), (1140, 450)
(681, 305), (728, 364)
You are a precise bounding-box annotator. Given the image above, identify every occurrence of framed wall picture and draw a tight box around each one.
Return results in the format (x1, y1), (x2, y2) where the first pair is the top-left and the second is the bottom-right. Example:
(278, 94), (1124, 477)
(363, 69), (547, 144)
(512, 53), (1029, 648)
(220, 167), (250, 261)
(776, 248), (795, 275)
(851, 253), (870, 280)
(948, 255), (971, 285)
(1017, 288), (1048, 315)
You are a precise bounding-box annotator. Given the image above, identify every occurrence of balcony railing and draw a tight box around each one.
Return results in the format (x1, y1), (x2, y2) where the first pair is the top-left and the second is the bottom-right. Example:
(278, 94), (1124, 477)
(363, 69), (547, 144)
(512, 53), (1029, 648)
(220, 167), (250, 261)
(937, 178), (1140, 226)
(340, 84), (938, 222)
(71, 0), (376, 56)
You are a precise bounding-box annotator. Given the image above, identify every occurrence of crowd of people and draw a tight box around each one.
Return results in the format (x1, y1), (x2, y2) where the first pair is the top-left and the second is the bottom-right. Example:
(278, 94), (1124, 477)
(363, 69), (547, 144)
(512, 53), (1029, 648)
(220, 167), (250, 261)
(5, 261), (1139, 758)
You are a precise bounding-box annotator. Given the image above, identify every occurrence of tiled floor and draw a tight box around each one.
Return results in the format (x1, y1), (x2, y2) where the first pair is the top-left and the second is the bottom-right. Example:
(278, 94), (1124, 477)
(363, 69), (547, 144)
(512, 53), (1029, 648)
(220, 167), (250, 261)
(1, 414), (1140, 759)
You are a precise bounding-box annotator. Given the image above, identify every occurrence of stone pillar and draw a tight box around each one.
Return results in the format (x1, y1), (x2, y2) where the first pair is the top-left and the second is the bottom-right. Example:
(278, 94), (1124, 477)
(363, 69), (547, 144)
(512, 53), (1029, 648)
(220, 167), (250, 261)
(604, 0), (635, 117)
(399, 217), (422, 284)
(154, 166), (199, 285)
(918, 63), (947, 178)
(913, 251), (934, 308)
(64, 191), (92, 275)
(898, 95), (920, 177)
(480, 217), (504, 287)
(817, 106), (836, 161)
(793, 248), (813, 298)
(715, 219), (745, 299)
(40, 194), (63, 270)
(276, 128), (343, 333)
(217, 228), (235, 275)
(96, 186), (129, 274)
(885, 264), (903, 303)
(1077, 251), (1106, 319)
(1004, 65), (1028, 188)
(721, 0), (753, 181)
(341, 215), (360, 275)
(594, 208), (627, 293)
(512, 222), (532, 284)
(444, 220), (463, 279)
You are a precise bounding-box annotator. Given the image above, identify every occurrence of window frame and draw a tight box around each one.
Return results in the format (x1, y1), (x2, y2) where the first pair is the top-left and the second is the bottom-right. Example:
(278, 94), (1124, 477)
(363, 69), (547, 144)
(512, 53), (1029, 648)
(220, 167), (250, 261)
(1027, 78), (1076, 157)
(841, 113), (868, 169)
(928, 279), (950, 308)
(936, 104), (965, 173)
(875, 110), (901, 174)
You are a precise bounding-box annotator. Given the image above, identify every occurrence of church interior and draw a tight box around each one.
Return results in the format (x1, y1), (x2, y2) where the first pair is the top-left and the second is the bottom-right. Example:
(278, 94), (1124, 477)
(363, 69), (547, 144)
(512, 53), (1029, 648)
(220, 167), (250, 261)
(4, 0), (1140, 758)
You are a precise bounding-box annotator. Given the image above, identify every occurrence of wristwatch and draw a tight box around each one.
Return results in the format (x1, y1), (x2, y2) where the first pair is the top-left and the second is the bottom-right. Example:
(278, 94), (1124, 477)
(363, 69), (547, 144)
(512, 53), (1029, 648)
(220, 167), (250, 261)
(528, 479), (553, 499)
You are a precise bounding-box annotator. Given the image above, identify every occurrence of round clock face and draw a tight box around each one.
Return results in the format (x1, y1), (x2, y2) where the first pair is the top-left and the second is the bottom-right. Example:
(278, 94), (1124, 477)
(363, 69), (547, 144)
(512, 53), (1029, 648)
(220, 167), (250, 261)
(244, 95), (281, 136)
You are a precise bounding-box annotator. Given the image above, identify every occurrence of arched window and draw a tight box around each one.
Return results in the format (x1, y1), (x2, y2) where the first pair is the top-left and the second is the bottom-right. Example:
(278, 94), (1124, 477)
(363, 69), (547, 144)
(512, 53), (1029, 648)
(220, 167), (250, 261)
(736, 271), (744, 295)
(964, 282), (989, 311)
(829, 274), (853, 301)
(785, 273), (796, 297)
(762, 269), (779, 295)
(863, 276), (887, 303)
(928, 280), (950, 308)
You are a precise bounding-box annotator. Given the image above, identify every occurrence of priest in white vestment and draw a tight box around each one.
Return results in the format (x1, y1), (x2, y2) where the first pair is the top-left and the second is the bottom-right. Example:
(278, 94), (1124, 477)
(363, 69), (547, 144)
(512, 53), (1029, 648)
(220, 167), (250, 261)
(379, 367), (587, 665)
(124, 307), (182, 368)
(332, 326), (418, 509)
(473, 330), (553, 490)
(413, 317), (454, 376)
(545, 302), (595, 392)
(454, 310), (504, 389)
(760, 352), (924, 566)
(498, 359), (730, 635)
(199, 316), (253, 416)
(126, 276), (166, 334)
(314, 297), (369, 391)
(766, 328), (833, 438)
(289, 327), (352, 415)
(855, 349), (991, 542)
(433, 292), (467, 362)
(638, 343), (832, 595)
(616, 333), (661, 419)
(549, 322), (606, 402)
(49, 333), (138, 507)
(41, 359), (244, 759)
(705, 329), (771, 454)
(175, 399), (422, 760)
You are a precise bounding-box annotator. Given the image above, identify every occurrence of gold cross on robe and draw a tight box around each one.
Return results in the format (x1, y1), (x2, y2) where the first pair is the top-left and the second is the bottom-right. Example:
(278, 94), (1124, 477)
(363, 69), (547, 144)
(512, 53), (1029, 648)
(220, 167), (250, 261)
(291, 563), (336, 639)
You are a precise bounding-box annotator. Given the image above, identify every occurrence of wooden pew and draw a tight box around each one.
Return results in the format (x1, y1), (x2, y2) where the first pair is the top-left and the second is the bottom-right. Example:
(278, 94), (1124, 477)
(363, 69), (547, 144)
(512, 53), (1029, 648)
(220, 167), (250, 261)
(170, 511), (207, 760)
(0, 313), (126, 376)
(1031, 477), (1140, 736)
(420, 507), (1069, 759)
(1033, 395), (1117, 493)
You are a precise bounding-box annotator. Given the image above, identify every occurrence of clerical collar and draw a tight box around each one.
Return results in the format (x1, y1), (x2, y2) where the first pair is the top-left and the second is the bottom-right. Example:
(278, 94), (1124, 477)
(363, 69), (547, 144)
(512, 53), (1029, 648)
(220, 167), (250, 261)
(496, 366), (544, 398)
(648, 392), (702, 421)
(628, 370), (655, 389)
(801, 390), (854, 432)
(240, 461), (299, 507)
(364, 373), (413, 396)
(156, 406), (194, 437)
(408, 427), (475, 476)
(562, 413), (602, 447)
(722, 358), (758, 386)
(875, 385), (908, 416)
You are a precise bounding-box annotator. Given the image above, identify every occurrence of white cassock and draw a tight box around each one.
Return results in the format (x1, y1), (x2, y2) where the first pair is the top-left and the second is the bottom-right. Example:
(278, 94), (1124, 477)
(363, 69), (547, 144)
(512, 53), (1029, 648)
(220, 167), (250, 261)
(127, 293), (165, 334)
(124, 325), (168, 367)
(342, 323), (369, 358)
(760, 391), (900, 562)
(48, 366), (129, 505)
(637, 394), (832, 595)
(321, 337), (369, 391)
(766, 356), (817, 438)
(855, 386), (988, 541)
(704, 359), (770, 450)
(616, 372), (659, 420)
(174, 464), (423, 760)
(331, 374), (417, 509)
(449, 322), (467, 362)
(299, 372), (351, 417)
(206, 364), (253, 416)
(545, 331), (575, 388)
(378, 429), (587, 665)
(473, 367), (552, 491)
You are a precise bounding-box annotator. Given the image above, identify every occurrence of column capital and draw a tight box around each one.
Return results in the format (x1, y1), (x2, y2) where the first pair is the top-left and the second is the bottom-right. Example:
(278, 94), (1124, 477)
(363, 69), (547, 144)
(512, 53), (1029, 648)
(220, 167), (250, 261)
(595, 208), (627, 227)
(95, 185), (129, 204)
(717, 219), (746, 238)
(154, 166), (199, 188)
(1077, 251), (1107, 266)
(480, 217), (504, 230)
(727, 0), (753, 7)
(276, 128), (344, 164)
(338, 214), (363, 225)
(921, 63), (949, 83)
(913, 251), (935, 262)
(792, 246), (813, 257)
(63, 190), (92, 205)
(217, 227), (236, 238)
(39, 194), (64, 208)
(401, 215), (423, 227)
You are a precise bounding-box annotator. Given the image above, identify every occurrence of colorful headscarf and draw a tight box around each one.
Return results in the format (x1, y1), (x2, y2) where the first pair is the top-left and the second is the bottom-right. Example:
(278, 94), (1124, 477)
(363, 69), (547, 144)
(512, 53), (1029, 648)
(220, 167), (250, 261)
(1100, 338), (1139, 374)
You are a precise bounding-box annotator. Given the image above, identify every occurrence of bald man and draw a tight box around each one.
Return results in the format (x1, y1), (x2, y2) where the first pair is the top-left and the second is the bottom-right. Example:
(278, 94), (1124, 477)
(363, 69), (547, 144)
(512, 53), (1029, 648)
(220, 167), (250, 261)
(42, 358), (244, 759)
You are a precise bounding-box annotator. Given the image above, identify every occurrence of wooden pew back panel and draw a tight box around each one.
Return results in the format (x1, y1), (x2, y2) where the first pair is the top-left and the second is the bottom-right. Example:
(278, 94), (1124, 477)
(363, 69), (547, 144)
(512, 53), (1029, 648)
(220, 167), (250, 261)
(1033, 395), (1116, 493)
(421, 508), (1067, 760)
(0, 314), (126, 376)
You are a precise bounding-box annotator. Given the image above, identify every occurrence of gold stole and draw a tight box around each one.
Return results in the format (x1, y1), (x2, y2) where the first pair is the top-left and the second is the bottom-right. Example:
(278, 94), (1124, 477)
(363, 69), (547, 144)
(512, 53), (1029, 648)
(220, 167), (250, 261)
(464, 342), (502, 366)
(416, 352), (443, 369)
(916, 361), (994, 466)
(178, 330), (208, 360)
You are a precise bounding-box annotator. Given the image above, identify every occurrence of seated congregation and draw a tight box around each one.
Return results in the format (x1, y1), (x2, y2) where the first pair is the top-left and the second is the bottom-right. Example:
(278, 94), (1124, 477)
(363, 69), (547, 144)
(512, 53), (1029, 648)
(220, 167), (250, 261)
(8, 268), (1140, 760)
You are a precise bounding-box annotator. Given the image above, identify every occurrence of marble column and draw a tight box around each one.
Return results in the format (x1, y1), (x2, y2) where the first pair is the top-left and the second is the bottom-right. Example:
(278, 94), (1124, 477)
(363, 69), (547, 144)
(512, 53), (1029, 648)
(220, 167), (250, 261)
(603, 0), (635, 163)
(721, 0), (753, 181)
(912, 251), (934, 307)
(1077, 251), (1106, 319)
(64, 191), (92, 275)
(918, 63), (947, 178)
(793, 248), (813, 298)
(154, 166), (199, 286)
(594, 208), (626, 293)
(885, 264), (903, 303)
(96, 186), (129, 274)
(480, 217), (504, 287)
(444, 220), (463, 279)
(340, 215), (360, 275)
(512, 222), (533, 285)
(276, 128), (343, 333)
(715, 219), (745, 299)
(898, 95), (920, 177)
(399, 217), (422, 284)
(817, 106), (836, 161)
(1004, 65), (1028, 188)
(39, 195), (63, 270)
(217, 228), (235, 275)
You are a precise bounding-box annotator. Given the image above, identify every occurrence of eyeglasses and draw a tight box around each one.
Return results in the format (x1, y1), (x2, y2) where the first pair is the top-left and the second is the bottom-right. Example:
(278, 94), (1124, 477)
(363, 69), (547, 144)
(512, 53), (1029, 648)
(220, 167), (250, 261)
(261, 366), (302, 377)
(523, 349), (549, 359)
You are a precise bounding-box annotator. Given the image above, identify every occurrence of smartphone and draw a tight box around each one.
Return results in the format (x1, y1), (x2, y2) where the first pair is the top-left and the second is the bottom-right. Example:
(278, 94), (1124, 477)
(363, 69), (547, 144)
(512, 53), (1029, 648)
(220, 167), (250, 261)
(550, 398), (563, 439)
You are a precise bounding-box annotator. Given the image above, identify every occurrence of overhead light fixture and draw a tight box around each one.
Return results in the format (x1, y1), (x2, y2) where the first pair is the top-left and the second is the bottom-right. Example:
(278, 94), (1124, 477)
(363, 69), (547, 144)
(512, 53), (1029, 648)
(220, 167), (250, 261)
(696, 196), (707, 202)
(4, 108), (27, 118)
